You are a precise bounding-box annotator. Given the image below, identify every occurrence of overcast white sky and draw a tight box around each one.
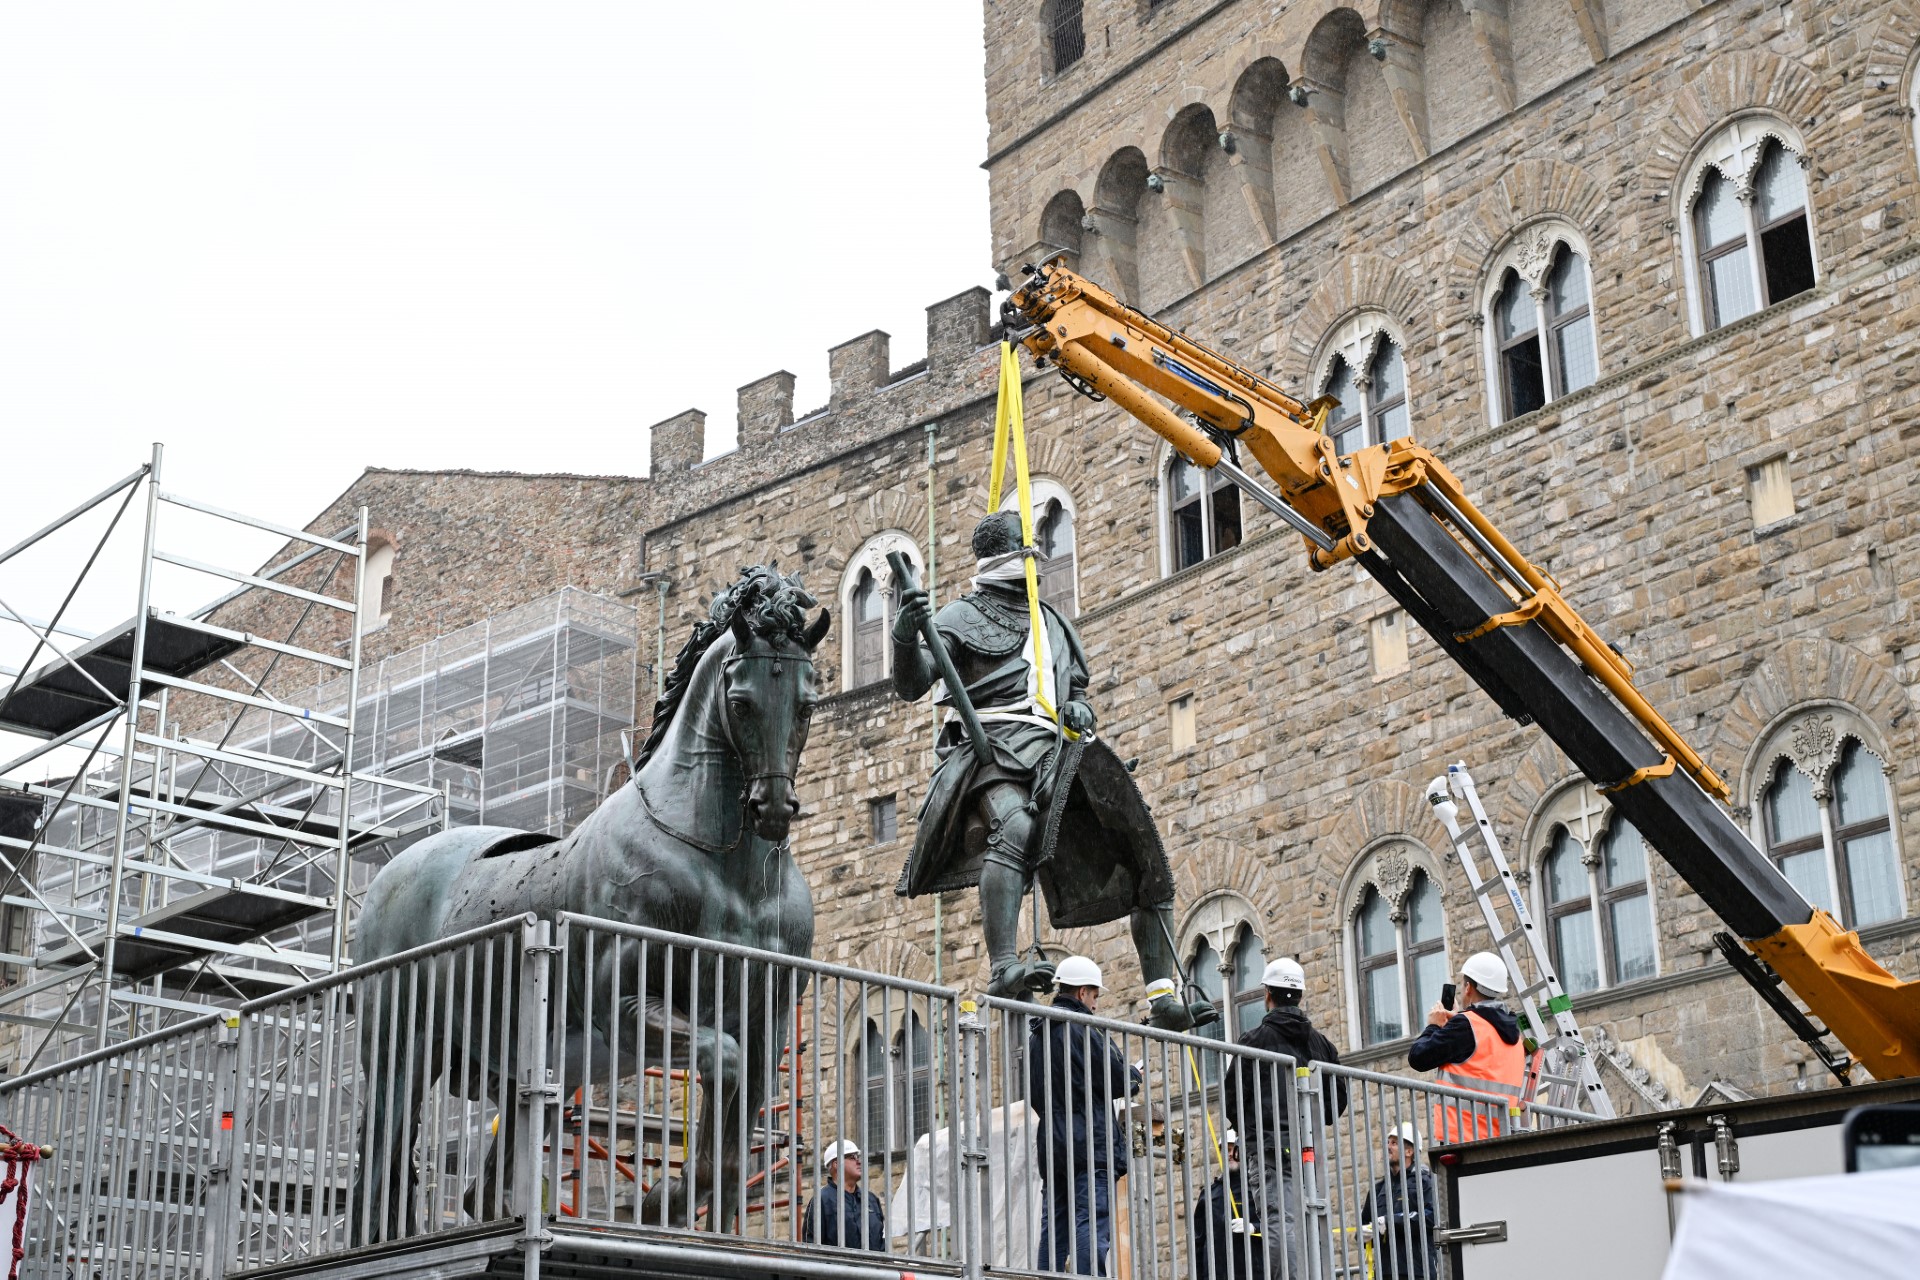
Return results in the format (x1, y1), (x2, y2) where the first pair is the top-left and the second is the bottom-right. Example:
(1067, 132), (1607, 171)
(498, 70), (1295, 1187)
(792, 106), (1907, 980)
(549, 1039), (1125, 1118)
(0, 3), (992, 779)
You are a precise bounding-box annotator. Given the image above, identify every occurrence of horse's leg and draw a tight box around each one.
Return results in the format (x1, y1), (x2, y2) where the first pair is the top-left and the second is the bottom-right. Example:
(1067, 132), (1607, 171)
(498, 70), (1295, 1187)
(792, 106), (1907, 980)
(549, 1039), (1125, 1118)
(632, 997), (742, 1230)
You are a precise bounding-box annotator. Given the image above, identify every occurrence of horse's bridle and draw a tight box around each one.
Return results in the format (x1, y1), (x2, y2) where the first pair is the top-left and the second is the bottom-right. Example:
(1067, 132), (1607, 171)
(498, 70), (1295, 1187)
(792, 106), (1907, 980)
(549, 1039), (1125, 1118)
(720, 650), (815, 801)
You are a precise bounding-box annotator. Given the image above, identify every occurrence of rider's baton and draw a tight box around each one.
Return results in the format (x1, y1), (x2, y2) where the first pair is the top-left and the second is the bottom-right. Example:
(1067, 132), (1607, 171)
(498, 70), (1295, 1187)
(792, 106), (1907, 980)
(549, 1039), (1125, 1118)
(887, 551), (993, 768)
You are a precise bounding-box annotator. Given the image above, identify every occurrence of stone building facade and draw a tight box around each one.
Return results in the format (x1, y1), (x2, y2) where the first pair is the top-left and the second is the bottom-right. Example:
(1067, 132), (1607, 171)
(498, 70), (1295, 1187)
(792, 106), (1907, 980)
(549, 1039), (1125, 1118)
(234, 0), (1920, 1106)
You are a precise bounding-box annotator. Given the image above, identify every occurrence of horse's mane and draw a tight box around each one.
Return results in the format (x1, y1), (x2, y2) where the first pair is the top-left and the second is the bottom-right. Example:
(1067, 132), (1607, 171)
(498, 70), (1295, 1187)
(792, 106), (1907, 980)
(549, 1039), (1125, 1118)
(633, 565), (818, 771)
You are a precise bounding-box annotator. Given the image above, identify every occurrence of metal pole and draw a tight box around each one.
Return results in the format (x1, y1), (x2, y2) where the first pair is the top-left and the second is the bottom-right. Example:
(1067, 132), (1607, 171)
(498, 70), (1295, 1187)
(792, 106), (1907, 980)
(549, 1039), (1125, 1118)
(654, 578), (670, 700)
(97, 442), (163, 1049)
(330, 508), (369, 970)
(519, 918), (555, 1280)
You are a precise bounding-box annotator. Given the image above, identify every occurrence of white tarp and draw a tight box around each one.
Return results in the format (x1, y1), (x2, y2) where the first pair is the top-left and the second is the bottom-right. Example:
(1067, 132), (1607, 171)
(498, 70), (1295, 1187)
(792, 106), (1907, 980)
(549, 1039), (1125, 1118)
(1662, 1166), (1920, 1280)
(888, 1102), (1043, 1268)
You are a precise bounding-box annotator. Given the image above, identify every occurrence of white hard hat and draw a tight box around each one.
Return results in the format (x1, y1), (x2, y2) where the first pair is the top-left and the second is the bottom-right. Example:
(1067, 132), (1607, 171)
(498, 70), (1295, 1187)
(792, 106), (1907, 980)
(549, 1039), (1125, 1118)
(1261, 957), (1305, 991)
(1055, 955), (1103, 989)
(1461, 952), (1508, 995)
(821, 1140), (861, 1165)
(1223, 1128), (1239, 1147)
(1388, 1123), (1419, 1148)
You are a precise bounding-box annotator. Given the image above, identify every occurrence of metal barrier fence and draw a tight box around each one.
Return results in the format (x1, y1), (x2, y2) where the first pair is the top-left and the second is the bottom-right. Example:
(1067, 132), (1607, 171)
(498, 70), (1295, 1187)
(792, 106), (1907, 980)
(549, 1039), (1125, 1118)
(548, 913), (967, 1270)
(0, 922), (1596, 1280)
(0, 915), (537, 1279)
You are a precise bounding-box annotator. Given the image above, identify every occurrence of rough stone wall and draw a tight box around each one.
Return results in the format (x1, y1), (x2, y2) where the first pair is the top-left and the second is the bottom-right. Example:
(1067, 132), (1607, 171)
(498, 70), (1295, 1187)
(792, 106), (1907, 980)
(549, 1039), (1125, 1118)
(633, 0), (1920, 1100)
(161, 0), (1920, 1104)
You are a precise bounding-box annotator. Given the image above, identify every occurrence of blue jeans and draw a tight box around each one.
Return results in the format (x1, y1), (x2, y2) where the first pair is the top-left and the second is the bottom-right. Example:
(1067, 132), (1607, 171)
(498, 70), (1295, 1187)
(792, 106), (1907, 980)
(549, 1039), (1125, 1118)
(1037, 1170), (1114, 1276)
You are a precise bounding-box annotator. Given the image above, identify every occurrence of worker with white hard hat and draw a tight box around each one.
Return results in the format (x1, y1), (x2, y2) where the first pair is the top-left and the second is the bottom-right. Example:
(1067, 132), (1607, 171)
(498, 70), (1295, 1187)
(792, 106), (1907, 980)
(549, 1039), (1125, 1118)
(1408, 950), (1526, 1144)
(1191, 1125), (1265, 1280)
(1029, 954), (1139, 1275)
(801, 1137), (887, 1252)
(1361, 1123), (1440, 1280)
(1220, 954), (1348, 1280)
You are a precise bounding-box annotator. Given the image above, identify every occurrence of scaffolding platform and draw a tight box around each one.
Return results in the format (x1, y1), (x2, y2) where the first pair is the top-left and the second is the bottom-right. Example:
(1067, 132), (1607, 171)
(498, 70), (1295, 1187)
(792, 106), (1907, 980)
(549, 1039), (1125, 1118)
(34, 880), (332, 980)
(0, 611), (245, 740)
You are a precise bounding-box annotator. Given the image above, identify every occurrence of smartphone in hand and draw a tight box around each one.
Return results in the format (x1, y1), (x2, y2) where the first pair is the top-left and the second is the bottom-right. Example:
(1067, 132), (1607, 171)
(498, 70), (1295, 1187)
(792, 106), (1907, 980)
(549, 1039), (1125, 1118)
(1439, 982), (1456, 1012)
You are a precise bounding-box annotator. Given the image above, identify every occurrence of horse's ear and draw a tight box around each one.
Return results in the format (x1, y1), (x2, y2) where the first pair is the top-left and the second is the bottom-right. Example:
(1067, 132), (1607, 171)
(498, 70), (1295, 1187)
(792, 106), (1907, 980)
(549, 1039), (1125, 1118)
(804, 608), (831, 651)
(730, 610), (755, 654)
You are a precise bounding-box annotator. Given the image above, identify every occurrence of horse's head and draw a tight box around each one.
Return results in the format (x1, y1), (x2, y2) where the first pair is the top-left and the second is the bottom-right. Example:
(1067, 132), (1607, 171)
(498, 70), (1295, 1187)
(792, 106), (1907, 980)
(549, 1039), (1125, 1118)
(720, 571), (830, 842)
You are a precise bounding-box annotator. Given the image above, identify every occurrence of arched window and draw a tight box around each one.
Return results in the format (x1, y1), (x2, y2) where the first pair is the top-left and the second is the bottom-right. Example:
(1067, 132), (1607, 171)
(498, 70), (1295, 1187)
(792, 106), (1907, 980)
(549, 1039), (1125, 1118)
(1533, 784), (1659, 996)
(1349, 859), (1448, 1048)
(1319, 329), (1409, 456)
(1185, 936), (1228, 1082)
(1000, 479), (1078, 615)
(1684, 120), (1817, 332)
(1036, 497), (1077, 615)
(839, 532), (924, 690)
(895, 1014), (934, 1146)
(1044, 0), (1086, 74)
(1230, 925), (1267, 1035)
(1544, 829), (1598, 994)
(857, 1019), (889, 1154)
(1482, 229), (1599, 424)
(1180, 902), (1267, 1079)
(1761, 740), (1902, 928)
(361, 540), (396, 633)
(1355, 885), (1402, 1045)
(1164, 454), (1242, 573)
(850, 569), (891, 688)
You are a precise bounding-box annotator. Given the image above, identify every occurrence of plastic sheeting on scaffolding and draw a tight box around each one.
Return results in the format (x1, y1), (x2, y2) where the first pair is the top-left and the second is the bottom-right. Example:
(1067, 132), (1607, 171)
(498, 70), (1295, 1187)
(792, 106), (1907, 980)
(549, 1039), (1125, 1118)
(888, 1102), (1042, 1266)
(1661, 1166), (1920, 1279)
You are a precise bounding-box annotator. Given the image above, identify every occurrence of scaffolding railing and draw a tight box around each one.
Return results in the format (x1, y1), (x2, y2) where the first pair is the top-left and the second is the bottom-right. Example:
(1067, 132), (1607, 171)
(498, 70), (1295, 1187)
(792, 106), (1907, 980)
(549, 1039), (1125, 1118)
(0, 446), (442, 1069)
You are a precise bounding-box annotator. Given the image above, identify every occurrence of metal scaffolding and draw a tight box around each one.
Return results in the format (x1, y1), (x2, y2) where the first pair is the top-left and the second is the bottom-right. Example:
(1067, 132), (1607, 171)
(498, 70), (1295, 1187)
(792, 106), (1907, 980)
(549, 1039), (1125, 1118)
(0, 445), (442, 1069)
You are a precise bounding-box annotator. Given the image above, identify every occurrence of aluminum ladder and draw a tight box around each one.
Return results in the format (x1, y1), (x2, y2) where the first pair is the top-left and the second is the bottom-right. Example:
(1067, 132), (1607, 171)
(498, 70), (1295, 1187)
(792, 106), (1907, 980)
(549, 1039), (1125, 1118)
(1425, 762), (1615, 1119)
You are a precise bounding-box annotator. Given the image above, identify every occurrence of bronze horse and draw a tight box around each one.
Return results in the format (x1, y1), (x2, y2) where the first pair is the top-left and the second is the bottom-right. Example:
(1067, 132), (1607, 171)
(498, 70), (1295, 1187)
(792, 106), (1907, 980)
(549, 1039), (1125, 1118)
(352, 566), (826, 1240)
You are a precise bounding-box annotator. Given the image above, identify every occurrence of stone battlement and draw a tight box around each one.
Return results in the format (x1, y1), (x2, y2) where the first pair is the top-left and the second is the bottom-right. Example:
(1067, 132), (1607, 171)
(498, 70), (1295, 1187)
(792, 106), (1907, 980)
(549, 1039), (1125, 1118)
(644, 287), (999, 526)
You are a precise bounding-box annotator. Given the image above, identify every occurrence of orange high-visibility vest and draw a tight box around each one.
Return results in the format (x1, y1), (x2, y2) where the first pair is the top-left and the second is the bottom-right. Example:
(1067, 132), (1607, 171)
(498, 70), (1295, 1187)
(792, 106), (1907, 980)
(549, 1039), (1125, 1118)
(1430, 1010), (1527, 1144)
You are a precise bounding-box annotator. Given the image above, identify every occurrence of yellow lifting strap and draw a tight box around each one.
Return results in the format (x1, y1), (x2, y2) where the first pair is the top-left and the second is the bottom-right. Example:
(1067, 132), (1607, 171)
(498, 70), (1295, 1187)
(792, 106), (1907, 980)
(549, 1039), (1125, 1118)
(989, 343), (1076, 739)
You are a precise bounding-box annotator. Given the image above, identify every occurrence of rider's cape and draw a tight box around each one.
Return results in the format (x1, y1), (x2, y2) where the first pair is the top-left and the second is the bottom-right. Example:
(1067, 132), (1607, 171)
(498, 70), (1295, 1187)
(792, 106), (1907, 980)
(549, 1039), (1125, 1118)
(894, 594), (1175, 929)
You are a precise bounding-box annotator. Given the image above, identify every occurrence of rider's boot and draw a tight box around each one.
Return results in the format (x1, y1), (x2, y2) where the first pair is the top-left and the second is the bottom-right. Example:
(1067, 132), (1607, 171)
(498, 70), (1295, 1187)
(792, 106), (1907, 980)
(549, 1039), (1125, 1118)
(979, 784), (1040, 997)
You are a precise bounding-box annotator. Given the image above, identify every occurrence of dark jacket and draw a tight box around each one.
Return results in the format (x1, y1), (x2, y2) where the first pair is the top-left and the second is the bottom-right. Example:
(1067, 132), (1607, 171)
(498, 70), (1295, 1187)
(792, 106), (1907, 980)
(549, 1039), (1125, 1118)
(801, 1180), (887, 1251)
(1221, 1005), (1347, 1160)
(1406, 1002), (1521, 1073)
(1028, 995), (1141, 1181)
(1359, 1165), (1440, 1280)
(1191, 1166), (1266, 1280)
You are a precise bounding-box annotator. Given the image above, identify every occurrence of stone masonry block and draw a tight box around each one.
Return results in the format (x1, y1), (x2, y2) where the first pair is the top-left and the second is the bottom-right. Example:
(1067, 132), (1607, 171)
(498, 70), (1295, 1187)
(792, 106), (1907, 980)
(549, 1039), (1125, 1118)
(828, 331), (891, 409)
(928, 288), (992, 374)
(650, 408), (706, 475)
(737, 372), (796, 448)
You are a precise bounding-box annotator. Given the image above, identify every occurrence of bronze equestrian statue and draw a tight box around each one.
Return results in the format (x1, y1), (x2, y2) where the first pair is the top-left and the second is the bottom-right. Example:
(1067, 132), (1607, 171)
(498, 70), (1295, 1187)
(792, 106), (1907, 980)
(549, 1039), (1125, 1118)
(891, 511), (1210, 1031)
(352, 566), (827, 1241)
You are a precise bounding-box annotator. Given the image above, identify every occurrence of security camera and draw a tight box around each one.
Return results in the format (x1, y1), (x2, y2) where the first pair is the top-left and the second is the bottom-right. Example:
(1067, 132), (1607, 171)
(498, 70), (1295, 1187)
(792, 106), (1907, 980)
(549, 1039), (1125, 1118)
(1145, 173), (1166, 193)
(1288, 83), (1311, 107)
(1218, 131), (1237, 154)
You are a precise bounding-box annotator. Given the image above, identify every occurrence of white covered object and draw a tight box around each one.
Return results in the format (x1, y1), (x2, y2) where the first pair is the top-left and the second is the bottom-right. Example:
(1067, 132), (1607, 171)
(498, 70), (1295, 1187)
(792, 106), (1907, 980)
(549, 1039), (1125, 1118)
(1662, 1166), (1920, 1280)
(887, 1102), (1043, 1267)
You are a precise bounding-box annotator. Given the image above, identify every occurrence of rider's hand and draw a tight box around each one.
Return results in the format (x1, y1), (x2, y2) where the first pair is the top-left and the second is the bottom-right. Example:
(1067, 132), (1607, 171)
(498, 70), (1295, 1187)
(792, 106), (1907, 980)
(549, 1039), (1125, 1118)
(892, 588), (930, 642)
(1062, 700), (1096, 734)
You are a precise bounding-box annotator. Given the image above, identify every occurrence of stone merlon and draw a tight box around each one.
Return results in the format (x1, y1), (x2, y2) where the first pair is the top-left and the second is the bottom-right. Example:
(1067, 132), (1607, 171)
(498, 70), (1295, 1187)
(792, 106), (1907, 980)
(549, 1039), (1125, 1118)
(648, 408), (706, 476)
